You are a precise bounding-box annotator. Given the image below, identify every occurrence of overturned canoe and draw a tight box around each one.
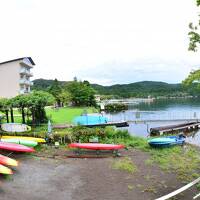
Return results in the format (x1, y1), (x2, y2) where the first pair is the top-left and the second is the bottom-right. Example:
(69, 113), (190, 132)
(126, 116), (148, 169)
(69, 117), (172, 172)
(0, 154), (18, 167)
(1, 138), (38, 147)
(1, 123), (31, 132)
(148, 135), (185, 148)
(0, 142), (35, 152)
(1, 136), (45, 143)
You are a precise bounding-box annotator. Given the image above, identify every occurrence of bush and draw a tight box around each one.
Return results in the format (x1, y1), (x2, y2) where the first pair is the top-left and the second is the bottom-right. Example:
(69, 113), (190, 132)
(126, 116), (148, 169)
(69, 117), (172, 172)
(71, 126), (130, 143)
(104, 103), (128, 112)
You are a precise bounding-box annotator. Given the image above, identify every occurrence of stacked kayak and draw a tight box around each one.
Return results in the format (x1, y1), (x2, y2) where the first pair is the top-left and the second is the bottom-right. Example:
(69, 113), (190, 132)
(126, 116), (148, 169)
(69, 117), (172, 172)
(148, 135), (185, 148)
(1, 138), (38, 147)
(0, 154), (18, 175)
(0, 164), (13, 175)
(0, 142), (35, 152)
(1, 136), (45, 143)
(0, 139), (37, 175)
(0, 136), (42, 175)
(0, 154), (18, 167)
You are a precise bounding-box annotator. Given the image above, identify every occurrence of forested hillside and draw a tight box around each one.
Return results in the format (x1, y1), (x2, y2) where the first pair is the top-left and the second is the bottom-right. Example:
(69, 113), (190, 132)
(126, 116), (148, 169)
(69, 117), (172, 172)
(32, 79), (195, 98)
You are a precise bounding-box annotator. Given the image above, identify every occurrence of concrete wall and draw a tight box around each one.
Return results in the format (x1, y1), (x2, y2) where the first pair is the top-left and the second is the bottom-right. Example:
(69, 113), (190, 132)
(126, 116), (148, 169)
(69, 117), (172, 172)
(0, 61), (20, 98)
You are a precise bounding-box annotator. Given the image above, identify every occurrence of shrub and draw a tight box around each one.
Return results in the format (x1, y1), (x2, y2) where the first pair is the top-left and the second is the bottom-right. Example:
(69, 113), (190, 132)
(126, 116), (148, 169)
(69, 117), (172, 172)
(104, 103), (128, 112)
(71, 126), (130, 143)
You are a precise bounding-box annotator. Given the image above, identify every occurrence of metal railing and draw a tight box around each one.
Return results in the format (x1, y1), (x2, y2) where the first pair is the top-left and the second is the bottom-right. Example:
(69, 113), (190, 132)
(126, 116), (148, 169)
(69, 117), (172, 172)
(104, 111), (200, 122)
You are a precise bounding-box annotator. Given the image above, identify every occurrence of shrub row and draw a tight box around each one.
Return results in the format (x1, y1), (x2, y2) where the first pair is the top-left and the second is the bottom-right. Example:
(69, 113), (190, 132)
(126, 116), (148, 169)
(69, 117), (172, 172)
(104, 103), (128, 112)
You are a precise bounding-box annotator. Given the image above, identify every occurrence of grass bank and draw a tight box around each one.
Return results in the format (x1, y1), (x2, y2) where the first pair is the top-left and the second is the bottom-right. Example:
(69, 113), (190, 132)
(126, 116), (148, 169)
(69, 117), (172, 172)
(68, 126), (200, 183)
(0, 106), (98, 124)
(45, 106), (98, 124)
(113, 135), (200, 183)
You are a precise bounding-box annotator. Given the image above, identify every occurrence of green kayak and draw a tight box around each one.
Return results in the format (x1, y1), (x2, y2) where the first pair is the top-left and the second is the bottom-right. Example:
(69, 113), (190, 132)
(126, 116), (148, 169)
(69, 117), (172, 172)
(1, 138), (38, 147)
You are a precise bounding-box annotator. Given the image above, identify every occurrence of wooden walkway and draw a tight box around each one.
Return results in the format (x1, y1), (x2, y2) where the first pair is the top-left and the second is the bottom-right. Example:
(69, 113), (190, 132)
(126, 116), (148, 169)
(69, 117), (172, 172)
(52, 121), (129, 129)
(150, 121), (200, 135)
(127, 119), (199, 123)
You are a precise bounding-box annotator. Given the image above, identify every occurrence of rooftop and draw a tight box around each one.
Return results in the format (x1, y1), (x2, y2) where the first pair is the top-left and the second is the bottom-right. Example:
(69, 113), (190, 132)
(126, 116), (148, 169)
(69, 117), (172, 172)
(0, 57), (35, 66)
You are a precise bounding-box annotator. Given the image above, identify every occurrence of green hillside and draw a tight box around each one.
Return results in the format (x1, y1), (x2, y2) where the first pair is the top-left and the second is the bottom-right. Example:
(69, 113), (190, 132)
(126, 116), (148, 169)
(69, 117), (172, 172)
(32, 79), (192, 98)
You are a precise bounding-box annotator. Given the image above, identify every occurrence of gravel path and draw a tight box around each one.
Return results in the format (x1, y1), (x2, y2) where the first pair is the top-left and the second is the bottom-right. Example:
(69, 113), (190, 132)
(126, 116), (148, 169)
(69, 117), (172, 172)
(0, 149), (198, 200)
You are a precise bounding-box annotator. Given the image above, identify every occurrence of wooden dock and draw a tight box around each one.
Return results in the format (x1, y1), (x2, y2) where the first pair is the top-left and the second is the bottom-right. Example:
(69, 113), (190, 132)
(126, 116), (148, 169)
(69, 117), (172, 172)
(52, 121), (129, 129)
(128, 119), (200, 123)
(150, 121), (200, 135)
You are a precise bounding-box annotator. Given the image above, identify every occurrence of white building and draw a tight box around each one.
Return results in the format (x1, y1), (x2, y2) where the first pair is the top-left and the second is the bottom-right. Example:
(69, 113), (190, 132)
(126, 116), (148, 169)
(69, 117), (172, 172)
(0, 57), (35, 98)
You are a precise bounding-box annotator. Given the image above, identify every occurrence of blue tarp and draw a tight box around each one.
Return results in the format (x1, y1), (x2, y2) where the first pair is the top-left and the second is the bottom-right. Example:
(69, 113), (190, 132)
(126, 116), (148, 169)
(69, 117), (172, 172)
(74, 115), (108, 125)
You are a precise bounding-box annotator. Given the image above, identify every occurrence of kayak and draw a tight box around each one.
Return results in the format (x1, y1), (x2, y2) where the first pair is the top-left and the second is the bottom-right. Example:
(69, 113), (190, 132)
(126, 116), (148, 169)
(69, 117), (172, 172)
(1, 123), (31, 132)
(1, 136), (45, 143)
(68, 143), (125, 150)
(0, 154), (18, 167)
(148, 135), (185, 148)
(0, 164), (13, 174)
(0, 142), (35, 152)
(1, 138), (38, 147)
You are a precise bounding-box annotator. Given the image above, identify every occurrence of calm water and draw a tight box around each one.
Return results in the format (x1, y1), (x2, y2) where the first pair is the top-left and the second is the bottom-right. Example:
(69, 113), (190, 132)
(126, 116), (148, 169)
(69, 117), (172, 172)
(104, 98), (200, 146)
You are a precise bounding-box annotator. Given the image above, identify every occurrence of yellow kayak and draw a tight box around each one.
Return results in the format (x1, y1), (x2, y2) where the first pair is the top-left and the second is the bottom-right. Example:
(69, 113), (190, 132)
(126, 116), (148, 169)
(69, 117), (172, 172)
(1, 136), (45, 143)
(0, 164), (13, 174)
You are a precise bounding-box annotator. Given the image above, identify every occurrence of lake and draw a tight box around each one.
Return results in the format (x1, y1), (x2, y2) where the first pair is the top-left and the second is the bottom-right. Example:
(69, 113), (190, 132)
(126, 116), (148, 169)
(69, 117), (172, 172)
(104, 98), (200, 146)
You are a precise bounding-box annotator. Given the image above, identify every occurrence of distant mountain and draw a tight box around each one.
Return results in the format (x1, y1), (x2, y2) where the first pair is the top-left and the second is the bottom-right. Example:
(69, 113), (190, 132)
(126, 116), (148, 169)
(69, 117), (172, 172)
(91, 81), (185, 98)
(32, 79), (191, 98)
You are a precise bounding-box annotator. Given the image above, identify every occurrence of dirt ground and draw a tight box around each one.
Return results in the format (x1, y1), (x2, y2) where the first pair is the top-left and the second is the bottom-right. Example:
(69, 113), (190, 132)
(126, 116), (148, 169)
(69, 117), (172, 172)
(0, 148), (198, 200)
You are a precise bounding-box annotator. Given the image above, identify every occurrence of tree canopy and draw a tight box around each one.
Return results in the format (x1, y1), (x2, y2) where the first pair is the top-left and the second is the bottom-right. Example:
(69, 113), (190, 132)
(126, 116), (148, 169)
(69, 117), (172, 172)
(48, 79), (63, 106)
(183, 1), (200, 88)
(0, 91), (55, 125)
(65, 80), (96, 106)
(188, 0), (200, 51)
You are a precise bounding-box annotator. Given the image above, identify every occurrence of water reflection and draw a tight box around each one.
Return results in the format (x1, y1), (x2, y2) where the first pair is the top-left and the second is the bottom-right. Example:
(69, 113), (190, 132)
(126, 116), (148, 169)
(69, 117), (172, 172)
(104, 98), (200, 146)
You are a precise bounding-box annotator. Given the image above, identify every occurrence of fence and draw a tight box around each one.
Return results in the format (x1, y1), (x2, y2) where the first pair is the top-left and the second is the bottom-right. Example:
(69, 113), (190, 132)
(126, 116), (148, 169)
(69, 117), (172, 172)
(104, 111), (200, 122)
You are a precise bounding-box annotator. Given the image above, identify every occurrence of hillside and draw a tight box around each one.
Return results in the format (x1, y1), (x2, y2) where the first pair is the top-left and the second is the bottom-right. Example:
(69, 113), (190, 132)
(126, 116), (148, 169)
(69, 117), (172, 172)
(91, 81), (186, 98)
(32, 79), (191, 98)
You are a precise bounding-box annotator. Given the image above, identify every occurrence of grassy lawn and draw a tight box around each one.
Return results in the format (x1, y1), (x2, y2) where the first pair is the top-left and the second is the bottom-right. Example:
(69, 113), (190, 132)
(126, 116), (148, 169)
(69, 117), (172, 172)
(45, 106), (98, 124)
(0, 106), (98, 124)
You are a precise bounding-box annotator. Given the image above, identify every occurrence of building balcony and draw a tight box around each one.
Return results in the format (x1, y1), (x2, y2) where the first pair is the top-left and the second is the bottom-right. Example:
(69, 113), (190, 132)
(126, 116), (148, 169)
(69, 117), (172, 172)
(19, 90), (30, 94)
(19, 90), (25, 94)
(19, 79), (33, 86)
(20, 69), (33, 77)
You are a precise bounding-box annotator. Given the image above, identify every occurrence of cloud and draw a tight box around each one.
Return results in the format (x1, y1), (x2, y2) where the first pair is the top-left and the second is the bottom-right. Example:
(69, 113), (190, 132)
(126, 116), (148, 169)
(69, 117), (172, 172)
(74, 58), (198, 85)
(0, 0), (200, 85)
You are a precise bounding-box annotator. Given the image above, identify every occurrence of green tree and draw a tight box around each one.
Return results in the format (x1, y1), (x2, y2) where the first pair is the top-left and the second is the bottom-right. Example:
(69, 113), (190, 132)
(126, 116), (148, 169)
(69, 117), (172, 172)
(182, 1), (200, 91)
(0, 98), (10, 123)
(66, 80), (96, 106)
(13, 95), (29, 124)
(48, 79), (62, 107)
(182, 70), (200, 94)
(58, 90), (71, 106)
(8, 98), (16, 123)
(27, 91), (55, 124)
(188, 0), (200, 51)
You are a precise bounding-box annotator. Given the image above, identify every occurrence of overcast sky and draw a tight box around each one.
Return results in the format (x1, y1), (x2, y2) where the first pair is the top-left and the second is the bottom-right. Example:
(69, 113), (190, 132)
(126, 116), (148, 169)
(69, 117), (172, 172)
(0, 0), (200, 85)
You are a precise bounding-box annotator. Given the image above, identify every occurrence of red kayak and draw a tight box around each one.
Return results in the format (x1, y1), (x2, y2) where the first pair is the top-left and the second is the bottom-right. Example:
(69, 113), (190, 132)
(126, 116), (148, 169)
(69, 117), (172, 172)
(68, 143), (124, 150)
(0, 142), (35, 152)
(0, 154), (18, 166)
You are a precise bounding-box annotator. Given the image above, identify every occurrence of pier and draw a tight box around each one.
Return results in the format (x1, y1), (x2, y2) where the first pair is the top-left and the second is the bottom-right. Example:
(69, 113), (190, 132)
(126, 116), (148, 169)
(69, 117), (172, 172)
(150, 121), (200, 136)
(52, 121), (129, 129)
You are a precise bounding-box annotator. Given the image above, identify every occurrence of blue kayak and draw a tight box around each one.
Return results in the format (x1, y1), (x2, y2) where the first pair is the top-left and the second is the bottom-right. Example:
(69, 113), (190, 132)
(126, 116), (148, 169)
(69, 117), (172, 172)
(148, 135), (185, 148)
